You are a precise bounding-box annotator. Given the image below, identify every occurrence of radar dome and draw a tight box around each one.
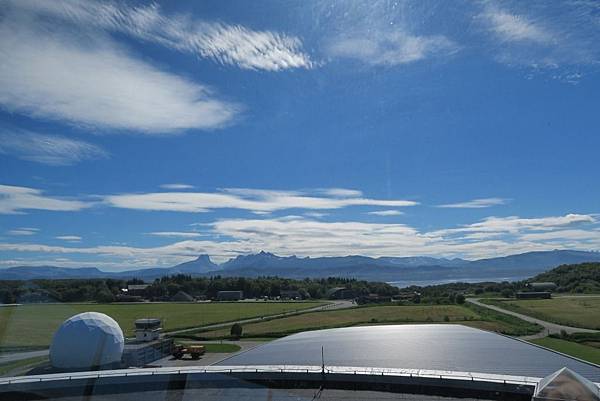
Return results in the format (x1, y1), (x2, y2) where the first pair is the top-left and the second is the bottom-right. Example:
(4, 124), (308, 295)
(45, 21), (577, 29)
(50, 312), (124, 370)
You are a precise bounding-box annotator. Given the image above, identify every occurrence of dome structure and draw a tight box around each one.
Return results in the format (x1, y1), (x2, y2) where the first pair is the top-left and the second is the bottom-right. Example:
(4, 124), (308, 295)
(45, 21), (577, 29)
(50, 312), (124, 370)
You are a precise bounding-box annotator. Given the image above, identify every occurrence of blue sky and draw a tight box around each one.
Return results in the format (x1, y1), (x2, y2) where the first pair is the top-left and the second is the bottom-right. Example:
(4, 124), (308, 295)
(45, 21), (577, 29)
(1, 0), (599, 270)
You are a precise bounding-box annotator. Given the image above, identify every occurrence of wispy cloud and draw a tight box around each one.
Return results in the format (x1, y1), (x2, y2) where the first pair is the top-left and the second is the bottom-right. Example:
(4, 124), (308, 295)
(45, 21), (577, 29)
(367, 210), (404, 216)
(481, 8), (553, 44)
(12, 0), (313, 71)
(7, 227), (39, 236)
(0, 184), (90, 215)
(0, 128), (107, 165)
(160, 184), (195, 190)
(105, 188), (418, 213)
(477, 2), (600, 78)
(147, 232), (202, 238)
(0, 3), (238, 133)
(437, 198), (509, 209)
(328, 31), (459, 66)
(55, 235), (82, 242)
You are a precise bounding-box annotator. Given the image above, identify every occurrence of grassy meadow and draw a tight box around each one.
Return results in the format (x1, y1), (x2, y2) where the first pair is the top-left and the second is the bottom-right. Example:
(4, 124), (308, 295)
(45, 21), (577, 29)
(186, 304), (540, 339)
(486, 296), (600, 330)
(0, 301), (325, 351)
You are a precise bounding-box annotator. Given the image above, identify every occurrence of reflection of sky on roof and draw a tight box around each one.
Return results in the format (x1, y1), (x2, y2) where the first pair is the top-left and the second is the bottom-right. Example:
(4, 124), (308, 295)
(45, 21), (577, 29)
(219, 325), (600, 382)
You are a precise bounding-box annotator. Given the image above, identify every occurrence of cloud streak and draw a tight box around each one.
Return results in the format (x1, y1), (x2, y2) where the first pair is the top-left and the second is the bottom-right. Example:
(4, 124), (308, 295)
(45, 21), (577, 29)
(367, 210), (404, 216)
(0, 184), (89, 215)
(437, 198), (509, 209)
(0, 128), (107, 165)
(12, 0), (313, 71)
(105, 188), (418, 213)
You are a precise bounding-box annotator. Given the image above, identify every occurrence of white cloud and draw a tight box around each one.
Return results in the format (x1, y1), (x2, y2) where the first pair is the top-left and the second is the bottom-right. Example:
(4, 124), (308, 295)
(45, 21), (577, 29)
(0, 128), (107, 165)
(431, 214), (597, 237)
(11, 0), (313, 72)
(482, 9), (553, 44)
(160, 184), (195, 190)
(437, 198), (509, 209)
(104, 188), (418, 213)
(368, 210), (404, 216)
(304, 212), (329, 218)
(0, 184), (89, 214)
(1, 213), (598, 268)
(0, 6), (238, 134)
(328, 31), (458, 66)
(7, 227), (39, 236)
(147, 232), (203, 238)
(55, 235), (82, 242)
(320, 188), (363, 198)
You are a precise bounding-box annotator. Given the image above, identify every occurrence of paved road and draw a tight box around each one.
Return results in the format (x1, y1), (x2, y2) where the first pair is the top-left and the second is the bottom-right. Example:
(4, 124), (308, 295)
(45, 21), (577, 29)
(467, 298), (598, 340)
(167, 300), (354, 336)
(0, 349), (48, 364)
(157, 340), (264, 367)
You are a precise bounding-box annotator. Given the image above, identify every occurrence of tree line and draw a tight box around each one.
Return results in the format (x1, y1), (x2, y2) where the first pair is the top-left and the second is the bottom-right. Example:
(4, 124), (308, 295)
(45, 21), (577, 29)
(0, 275), (400, 304)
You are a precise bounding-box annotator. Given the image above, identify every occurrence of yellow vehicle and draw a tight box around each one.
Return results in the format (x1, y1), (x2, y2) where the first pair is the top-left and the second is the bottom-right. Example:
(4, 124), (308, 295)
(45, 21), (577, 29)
(172, 344), (206, 360)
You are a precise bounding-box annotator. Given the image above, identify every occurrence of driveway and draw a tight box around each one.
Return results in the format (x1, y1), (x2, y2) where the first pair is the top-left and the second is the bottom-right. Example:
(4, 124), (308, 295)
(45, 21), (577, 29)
(467, 298), (598, 340)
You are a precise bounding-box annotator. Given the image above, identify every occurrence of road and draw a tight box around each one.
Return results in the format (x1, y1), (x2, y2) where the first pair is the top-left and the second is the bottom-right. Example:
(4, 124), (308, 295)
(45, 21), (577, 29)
(167, 299), (354, 336)
(0, 300), (354, 365)
(467, 298), (598, 340)
(0, 349), (48, 364)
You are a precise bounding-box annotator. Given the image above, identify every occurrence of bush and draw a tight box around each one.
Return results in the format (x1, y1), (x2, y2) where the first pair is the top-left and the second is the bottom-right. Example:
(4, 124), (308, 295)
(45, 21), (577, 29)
(230, 323), (243, 338)
(455, 294), (465, 304)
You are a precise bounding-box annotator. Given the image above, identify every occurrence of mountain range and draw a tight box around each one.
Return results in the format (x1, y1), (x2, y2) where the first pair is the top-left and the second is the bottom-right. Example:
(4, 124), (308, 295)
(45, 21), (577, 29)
(2, 249), (600, 282)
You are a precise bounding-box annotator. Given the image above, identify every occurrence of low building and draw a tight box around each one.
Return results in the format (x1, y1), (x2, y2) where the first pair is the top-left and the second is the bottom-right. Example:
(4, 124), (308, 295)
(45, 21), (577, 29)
(123, 318), (173, 367)
(516, 291), (552, 299)
(134, 318), (162, 342)
(217, 290), (243, 301)
(280, 290), (302, 300)
(122, 337), (174, 367)
(127, 284), (150, 296)
(325, 287), (356, 300)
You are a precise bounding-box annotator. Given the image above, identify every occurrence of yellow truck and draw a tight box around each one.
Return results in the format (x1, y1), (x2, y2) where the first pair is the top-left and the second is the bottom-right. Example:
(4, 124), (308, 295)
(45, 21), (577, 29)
(172, 344), (206, 360)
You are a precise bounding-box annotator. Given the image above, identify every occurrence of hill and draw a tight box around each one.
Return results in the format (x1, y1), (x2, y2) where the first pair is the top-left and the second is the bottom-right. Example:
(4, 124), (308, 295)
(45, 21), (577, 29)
(529, 262), (600, 293)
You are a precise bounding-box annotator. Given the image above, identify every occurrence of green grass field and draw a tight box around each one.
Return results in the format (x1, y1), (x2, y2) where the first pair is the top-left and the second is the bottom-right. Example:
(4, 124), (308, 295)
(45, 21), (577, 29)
(0, 301), (325, 350)
(194, 304), (538, 339)
(0, 356), (48, 377)
(530, 337), (600, 365)
(487, 296), (600, 330)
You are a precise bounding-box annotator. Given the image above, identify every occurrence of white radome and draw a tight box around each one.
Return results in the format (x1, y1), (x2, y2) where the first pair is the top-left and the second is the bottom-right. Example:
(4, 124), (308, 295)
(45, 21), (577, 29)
(50, 312), (124, 370)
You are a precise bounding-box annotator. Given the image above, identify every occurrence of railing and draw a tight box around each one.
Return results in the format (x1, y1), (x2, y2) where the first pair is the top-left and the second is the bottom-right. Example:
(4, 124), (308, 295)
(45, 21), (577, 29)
(0, 365), (545, 387)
